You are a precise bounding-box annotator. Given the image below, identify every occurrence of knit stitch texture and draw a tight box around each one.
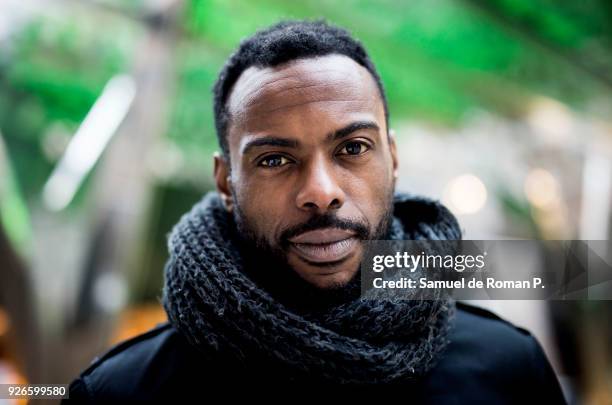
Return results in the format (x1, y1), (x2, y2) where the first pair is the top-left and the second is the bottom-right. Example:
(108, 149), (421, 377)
(163, 192), (462, 383)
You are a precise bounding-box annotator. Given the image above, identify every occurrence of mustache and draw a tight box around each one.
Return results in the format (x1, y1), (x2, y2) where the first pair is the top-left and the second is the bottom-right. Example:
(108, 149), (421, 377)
(280, 213), (370, 247)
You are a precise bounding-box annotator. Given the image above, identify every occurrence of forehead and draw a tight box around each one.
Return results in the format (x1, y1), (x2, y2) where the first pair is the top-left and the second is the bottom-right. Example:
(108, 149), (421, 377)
(226, 54), (385, 148)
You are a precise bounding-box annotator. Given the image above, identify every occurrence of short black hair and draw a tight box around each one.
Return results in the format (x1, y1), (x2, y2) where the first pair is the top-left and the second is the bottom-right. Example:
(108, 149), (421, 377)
(213, 20), (389, 158)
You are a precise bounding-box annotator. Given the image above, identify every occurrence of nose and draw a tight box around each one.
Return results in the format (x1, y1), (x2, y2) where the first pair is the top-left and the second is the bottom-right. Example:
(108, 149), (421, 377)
(296, 155), (345, 213)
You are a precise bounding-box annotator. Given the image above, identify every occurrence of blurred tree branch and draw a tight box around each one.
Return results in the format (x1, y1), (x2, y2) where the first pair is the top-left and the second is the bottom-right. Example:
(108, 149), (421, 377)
(463, 0), (612, 91)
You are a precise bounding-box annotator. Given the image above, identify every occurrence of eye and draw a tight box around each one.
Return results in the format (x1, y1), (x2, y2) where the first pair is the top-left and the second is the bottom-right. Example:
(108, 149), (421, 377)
(258, 154), (292, 168)
(337, 141), (370, 156)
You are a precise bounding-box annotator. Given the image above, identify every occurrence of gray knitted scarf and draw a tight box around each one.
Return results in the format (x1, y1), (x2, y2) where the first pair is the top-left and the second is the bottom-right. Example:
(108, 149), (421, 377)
(163, 192), (462, 384)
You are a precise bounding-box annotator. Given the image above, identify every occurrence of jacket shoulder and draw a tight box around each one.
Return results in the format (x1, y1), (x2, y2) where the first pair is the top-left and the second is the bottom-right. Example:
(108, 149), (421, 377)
(83, 322), (175, 373)
(452, 301), (542, 363)
(432, 302), (566, 404)
(66, 322), (205, 401)
(455, 301), (532, 334)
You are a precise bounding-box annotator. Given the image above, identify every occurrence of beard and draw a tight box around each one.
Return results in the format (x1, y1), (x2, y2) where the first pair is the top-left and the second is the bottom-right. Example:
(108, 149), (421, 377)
(228, 191), (395, 313)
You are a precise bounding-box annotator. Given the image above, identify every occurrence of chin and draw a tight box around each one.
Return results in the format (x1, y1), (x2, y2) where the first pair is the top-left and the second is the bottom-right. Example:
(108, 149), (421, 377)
(286, 244), (362, 289)
(294, 266), (358, 290)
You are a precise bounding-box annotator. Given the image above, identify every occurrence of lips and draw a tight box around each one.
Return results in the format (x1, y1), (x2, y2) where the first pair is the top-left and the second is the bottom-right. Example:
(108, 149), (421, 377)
(288, 228), (358, 263)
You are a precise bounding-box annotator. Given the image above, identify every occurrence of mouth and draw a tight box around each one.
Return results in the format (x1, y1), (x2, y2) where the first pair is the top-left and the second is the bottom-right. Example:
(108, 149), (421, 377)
(288, 228), (359, 264)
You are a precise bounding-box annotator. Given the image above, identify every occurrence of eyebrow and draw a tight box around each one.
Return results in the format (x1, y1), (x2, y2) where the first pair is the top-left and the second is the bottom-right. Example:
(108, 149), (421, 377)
(328, 121), (380, 141)
(241, 137), (299, 155)
(240, 120), (380, 155)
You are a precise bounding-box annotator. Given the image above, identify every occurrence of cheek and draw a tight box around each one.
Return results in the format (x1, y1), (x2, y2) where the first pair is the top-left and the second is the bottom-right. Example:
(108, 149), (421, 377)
(233, 177), (288, 242)
(343, 155), (394, 219)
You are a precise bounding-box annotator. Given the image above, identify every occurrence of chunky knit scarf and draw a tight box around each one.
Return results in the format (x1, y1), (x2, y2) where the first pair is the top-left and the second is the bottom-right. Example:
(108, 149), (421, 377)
(163, 192), (462, 384)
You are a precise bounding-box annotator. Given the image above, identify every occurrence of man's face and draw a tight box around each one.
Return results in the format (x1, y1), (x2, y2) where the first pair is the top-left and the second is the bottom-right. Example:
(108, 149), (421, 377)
(215, 54), (398, 289)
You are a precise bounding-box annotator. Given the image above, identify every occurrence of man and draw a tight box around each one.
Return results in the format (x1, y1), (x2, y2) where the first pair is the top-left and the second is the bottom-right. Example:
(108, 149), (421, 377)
(66, 21), (566, 401)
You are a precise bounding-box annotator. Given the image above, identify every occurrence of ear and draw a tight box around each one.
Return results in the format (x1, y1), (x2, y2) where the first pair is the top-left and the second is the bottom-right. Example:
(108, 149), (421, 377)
(214, 152), (234, 213)
(388, 129), (399, 182)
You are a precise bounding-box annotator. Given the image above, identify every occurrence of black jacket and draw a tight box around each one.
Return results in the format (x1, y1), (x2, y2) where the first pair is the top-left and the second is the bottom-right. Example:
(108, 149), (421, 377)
(64, 302), (566, 403)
